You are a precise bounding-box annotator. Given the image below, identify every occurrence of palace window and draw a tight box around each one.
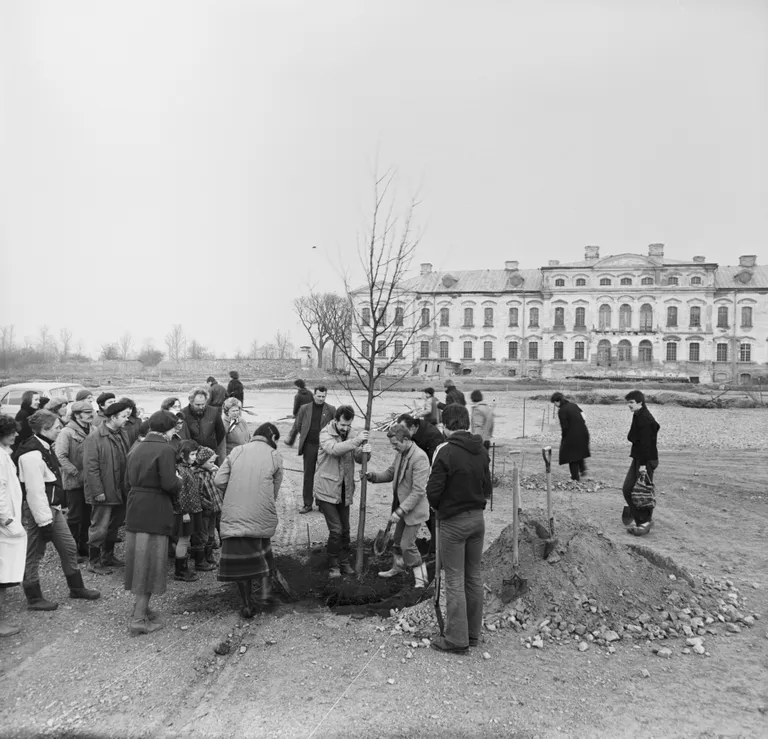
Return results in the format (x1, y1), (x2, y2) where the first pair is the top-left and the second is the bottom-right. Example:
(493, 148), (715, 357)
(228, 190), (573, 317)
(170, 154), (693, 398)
(508, 307), (518, 327)
(640, 304), (653, 330)
(597, 340), (611, 366)
(717, 306), (728, 328)
(667, 306), (678, 327)
(528, 341), (539, 360)
(667, 276), (679, 285)
(463, 307), (474, 327)
(394, 307), (404, 326)
(599, 277), (612, 286)
(508, 341), (519, 360)
(361, 340), (371, 357)
(716, 343), (728, 362)
(362, 308), (371, 326)
(553, 341), (564, 360)
(619, 304), (632, 330)
(439, 307), (450, 327)
(741, 307), (753, 328)
(574, 341), (585, 360)
(484, 307), (494, 327)
(689, 342), (700, 362)
(376, 340), (386, 357)
(529, 308), (539, 328)
(617, 340), (632, 362)
(463, 341), (473, 360)
(554, 278), (565, 287)
(689, 306), (701, 327)
(554, 307), (565, 328)
(576, 278), (586, 286)
(598, 304), (611, 330)
(483, 341), (493, 359)
(620, 277), (632, 286)
(641, 276), (654, 285)
(639, 340), (653, 363)
(574, 306), (586, 329)
(740, 343), (752, 362)
(420, 341), (429, 358)
(420, 307), (430, 328)
(691, 276), (702, 286)
(394, 340), (404, 358)
(666, 342), (678, 361)
(439, 341), (449, 359)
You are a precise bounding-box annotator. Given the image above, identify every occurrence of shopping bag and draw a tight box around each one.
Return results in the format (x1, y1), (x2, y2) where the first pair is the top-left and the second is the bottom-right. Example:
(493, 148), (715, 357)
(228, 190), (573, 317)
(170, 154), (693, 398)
(631, 470), (656, 509)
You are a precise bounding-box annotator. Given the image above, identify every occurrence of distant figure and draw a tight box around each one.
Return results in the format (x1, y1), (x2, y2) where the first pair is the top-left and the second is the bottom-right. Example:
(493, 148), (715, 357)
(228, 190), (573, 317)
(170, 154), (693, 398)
(415, 387), (440, 425)
(206, 377), (228, 409)
(92, 393), (116, 429)
(13, 390), (41, 451)
(227, 371), (244, 404)
(470, 390), (494, 450)
(550, 392), (590, 481)
(292, 379), (314, 417)
(438, 378), (466, 411)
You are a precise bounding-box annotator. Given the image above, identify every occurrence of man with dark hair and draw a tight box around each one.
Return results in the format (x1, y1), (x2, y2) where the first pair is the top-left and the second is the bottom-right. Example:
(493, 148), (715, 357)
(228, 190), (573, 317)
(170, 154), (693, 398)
(92, 392), (116, 429)
(227, 371), (244, 403)
(470, 390), (495, 450)
(119, 397), (143, 447)
(182, 387), (226, 461)
(623, 390), (661, 536)
(550, 391), (591, 481)
(14, 410), (100, 610)
(206, 377), (228, 409)
(314, 406), (371, 577)
(286, 386), (335, 514)
(437, 378), (466, 410)
(55, 400), (95, 561)
(396, 415), (444, 464)
(426, 403), (491, 653)
(292, 379), (314, 417)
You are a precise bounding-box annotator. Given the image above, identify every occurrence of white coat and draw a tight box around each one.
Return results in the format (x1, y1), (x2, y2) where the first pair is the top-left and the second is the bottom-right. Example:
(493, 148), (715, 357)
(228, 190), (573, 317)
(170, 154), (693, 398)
(0, 447), (28, 584)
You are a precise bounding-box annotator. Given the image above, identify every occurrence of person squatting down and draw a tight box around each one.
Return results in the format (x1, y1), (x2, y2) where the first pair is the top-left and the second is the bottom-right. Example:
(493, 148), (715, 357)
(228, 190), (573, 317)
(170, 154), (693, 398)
(366, 425), (429, 588)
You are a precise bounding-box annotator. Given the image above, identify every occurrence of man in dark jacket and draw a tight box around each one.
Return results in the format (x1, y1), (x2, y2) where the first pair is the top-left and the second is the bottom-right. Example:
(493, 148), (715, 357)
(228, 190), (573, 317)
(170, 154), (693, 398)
(182, 387), (226, 461)
(227, 371), (244, 403)
(92, 392), (116, 429)
(206, 377), (228, 409)
(286, 386), (335, 513)
(437, 378), (466, 410)
(550, 392), (591, 480)
(292, 379), (314, 417)
(623, 390), (661, 536)
(83, 401), (132, 574)
(426, 404), (491, 654)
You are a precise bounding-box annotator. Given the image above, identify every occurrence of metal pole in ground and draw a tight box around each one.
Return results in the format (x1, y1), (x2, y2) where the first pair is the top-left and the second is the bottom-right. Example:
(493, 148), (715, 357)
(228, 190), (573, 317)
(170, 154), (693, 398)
(522, 398), (526, 438)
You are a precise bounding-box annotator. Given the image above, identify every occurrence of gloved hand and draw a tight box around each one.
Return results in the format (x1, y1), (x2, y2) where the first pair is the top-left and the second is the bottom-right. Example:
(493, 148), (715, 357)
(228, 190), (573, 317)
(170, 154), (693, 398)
(39, 523), (54, 543)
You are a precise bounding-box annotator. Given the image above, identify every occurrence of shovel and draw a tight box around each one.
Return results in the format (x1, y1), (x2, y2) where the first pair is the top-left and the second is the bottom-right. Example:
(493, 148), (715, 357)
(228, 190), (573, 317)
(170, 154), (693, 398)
(433, 518), (445, 636)
(542, 446), (559, 559)
(501, 464), (528, 601)
(373, 519), (394, 556)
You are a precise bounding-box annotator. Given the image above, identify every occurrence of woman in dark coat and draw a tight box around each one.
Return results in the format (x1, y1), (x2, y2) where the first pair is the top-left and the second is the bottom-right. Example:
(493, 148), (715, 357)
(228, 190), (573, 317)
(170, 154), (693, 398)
(227, 371), (244, 404)
(550, 392), (591, 481)
(124, 411), (181, 635)
(13, 390), (41, 451)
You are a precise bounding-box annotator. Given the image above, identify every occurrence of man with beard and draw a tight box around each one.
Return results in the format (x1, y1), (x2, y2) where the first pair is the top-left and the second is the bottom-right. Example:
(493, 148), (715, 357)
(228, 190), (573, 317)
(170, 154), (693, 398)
(314, 406), (371, 578)
(181, 387), (226, 462)
(83, 400), (132, 574)
(54, 400), (94, 562)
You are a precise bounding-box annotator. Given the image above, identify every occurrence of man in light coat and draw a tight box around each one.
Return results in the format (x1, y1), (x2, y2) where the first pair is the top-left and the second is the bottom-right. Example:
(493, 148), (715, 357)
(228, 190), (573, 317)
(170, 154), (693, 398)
(366, 425), (429, 587)
(314, 405), (370, 578)
(470, 390), (495, 450)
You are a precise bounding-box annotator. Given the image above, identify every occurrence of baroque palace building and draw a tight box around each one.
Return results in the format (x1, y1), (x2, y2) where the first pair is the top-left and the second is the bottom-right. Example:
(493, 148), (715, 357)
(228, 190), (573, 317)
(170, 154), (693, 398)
(351, 245), (768, 384)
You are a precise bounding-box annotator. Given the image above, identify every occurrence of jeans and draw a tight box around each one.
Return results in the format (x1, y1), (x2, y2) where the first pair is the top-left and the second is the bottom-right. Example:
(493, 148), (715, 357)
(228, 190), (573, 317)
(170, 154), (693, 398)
(302, 442), (320, 508)
(66, 487), (91, 553)
(439, 509), (485, 648)
(88, 504), (125, 549)
(393, 519), (422, 568)
(22, 503), (78, 585)
(318, 495), (350, 564)
(622, 459), (658, 525)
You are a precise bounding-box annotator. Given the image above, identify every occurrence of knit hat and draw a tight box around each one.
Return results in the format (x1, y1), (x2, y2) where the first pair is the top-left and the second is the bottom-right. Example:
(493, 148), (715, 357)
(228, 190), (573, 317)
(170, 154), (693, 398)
(76, 390), (93, 401)
(195, 446), (216, 465)
(96, 392), (116, 408)
(103, 400), (130, 417)
(149, 411), (177, 433)
(70, 400), (93, 415)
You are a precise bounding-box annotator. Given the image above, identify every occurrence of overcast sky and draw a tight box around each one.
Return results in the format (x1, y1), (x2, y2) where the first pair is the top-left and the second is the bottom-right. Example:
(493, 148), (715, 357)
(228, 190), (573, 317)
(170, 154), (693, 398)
(1, 0), (766, 358)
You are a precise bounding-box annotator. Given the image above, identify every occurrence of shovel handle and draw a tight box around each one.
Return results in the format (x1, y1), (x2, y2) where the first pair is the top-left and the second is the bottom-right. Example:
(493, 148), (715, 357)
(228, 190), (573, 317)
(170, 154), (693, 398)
(512, 465), (520, 568)
(542, 446), (552, 474)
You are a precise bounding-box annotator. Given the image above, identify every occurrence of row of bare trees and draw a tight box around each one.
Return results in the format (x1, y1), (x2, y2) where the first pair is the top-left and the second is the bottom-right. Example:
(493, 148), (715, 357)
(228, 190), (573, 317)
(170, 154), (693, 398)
(1, 324), (91, 369)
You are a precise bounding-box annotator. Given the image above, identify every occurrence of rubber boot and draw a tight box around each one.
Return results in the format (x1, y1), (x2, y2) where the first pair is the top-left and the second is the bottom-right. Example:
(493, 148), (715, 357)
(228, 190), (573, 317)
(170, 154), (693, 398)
(412, 562), (428, 589)
(193, 548), (215, 572)
(66, 571), (101, 600)
(204, 545), (216, 564)
(174, 557), (198, 582)
(378, 553), (405, 578)
(23, 582), (58, 611)
(237, 580), (254, 618)
(102, 540), (125, 568)
(87, 546), (113, 575)
(328, 556), (341, 579)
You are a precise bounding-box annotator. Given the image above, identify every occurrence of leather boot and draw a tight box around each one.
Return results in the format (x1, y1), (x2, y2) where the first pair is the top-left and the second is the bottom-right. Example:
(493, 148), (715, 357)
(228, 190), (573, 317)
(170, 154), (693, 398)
(23, 582), (58, 611)
(102, 540), (124, 568)
(412, 562), (428, 589)
(193, 549), (215, 572)
(204, 545), (216, 564)
(66, 571), (101, 600)
(378, 553), (405, 578)
(328, 556), (341, 579)
(174, 557), (198, 582)
(87, 546), (113, 575)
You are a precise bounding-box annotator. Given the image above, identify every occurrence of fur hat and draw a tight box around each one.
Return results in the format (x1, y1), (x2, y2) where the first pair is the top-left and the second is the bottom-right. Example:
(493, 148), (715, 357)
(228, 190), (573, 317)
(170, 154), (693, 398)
(148, 411), (176, 433)
(103, 400), (130, 417)
(195, 446), (216, 465)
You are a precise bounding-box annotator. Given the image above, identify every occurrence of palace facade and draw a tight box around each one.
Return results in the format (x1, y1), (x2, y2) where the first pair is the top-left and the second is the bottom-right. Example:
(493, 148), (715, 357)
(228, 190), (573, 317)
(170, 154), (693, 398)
(351, 245), (768, 384)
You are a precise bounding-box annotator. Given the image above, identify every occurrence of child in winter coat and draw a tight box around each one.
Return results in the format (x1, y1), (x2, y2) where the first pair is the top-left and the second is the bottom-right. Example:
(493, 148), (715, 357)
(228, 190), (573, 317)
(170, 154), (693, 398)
(174, 440), (204, 582)
(191, 446), (223, 566)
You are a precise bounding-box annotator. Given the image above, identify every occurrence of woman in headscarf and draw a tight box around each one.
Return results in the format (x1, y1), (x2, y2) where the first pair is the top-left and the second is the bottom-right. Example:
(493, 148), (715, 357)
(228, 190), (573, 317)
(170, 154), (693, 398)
(124, 411), (181, 635)
(215, 423), (283, 618)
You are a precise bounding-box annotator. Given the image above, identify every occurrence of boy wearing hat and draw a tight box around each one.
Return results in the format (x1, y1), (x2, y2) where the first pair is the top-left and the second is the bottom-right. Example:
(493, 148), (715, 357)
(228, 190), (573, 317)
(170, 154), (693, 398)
(82, 400), (131, 574)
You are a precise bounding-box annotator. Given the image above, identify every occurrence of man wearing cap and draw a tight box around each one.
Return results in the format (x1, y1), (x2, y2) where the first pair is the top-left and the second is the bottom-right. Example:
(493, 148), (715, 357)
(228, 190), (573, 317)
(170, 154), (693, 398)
(54, 400), (94, 561)
(83, 400), (131, 574)
(75, 390), (94, 404)
(92, 393), (116, 429)
(206, 377), (228, 409)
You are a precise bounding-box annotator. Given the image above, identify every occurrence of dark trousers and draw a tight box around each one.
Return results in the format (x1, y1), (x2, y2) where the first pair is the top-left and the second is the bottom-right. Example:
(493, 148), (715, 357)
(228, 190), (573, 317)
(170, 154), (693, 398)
(191, 513), (216, 551)
(21, 503), (78, 585)
(318, 491), (350, 564)
(568, 460), (587, 481)
(622, 459), (658, 525)
(66, 487), (91, 554)
(88, 504), (125, 549)
(302, 442), (320, 508)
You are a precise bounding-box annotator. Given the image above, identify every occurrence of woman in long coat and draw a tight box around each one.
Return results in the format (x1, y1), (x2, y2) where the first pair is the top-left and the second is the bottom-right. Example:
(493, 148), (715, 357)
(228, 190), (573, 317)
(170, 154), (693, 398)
(0, 415), (27, 636)
(215, 423), (283, 618)
(217, 397), (250, 462)
(550, 392), (591, 481)
(124, 411), (181, 635)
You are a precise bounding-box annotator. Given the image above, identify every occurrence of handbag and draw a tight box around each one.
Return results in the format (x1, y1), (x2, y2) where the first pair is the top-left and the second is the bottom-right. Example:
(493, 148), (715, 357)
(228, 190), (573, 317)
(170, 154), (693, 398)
(631, 469), (656, 509)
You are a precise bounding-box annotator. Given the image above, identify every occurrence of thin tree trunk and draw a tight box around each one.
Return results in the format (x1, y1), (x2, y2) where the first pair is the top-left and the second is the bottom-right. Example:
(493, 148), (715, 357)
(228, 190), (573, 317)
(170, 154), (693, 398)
(354, 382), (375, 575)
(316, 340), (326, 369)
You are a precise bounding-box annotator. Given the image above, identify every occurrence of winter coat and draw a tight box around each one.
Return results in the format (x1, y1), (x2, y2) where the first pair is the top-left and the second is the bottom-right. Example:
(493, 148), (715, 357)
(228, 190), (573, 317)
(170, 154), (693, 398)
(0, 446), (27, 584)
(426, 431), (491, 520)
(124, 433), (181, 537)
(423, 395), (440, 425)
(14, 435), (65, 526)
(313, 421), (369, 506)
(175, 462), (203, 515)
(369, 443), (430, 526)
(438, 386), (466, 409)
(12, 402), (36, 451)
(287, 402), (336, 454)
(227, 378), (244, 403)
(471, 402), (495, 442)
(556, 399), (591, 465)
(627, 406), (660, 463)
(82, 422), (129, 505)
(215, 436), (283, 539)
(54, 419), (90, 490)
(411, 420), (445, 463)
(181, 405), (226, 461)
(217, 416), (250, 462)
(292, 388), (314, 417)
(207, 382), (228, 408)
(123, 416), (143, 448)
(92, 410), (108, 429)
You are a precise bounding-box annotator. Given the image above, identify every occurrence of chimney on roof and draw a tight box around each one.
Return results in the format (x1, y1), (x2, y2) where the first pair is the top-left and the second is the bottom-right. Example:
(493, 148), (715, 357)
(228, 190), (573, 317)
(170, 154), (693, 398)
(548, 260), (560, 266)
(739, 255), (756, 268)
(692, 256), (706, 263)
(505, 260), (519, 271)
(648, 243), (665, 258)
(585, 245), (599, 262)
(420, 263), (433, 275)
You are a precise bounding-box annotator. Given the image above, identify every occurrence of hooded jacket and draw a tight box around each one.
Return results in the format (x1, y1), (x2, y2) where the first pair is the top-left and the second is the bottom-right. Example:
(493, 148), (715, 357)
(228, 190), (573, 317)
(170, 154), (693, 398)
(54, 418), (90, 490)
(426, 431), (491, 520)
(627, 405), (660, 463)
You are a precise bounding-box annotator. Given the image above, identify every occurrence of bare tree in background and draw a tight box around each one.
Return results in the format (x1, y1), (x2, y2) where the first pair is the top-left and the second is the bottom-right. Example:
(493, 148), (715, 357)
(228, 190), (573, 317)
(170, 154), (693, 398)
(118, 331), (134, 360)
(165, 324), (185, 362)
(1, 325), (15, 354)
(274, 330), (294, 359)
(100, 343), (120, 361)
(37, 325), (58, 361)
(330, 167), (422, 574)
(249, 339), (260, 359)
(59, 328), (73, 361)
(187, 339), (210, 360)
(293, 292), (347, 368)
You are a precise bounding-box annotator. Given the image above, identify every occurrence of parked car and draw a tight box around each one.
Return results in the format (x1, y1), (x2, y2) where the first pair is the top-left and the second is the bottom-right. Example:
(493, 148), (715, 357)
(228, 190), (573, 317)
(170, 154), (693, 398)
(0, 382), (91, 418)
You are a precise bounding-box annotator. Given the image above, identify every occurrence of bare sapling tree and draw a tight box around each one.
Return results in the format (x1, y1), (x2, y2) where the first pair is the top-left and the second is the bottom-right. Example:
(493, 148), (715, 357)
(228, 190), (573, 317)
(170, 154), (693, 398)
(118, 331), (134, 360)
(37, 324), (58, 362)
(330, 168), (422, 574)
(165, 324), (185, 363)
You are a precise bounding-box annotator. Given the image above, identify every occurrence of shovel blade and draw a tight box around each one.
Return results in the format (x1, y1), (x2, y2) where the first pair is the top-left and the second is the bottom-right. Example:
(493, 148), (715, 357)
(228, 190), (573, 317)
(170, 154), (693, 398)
(501, 574), (529, 603)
